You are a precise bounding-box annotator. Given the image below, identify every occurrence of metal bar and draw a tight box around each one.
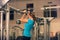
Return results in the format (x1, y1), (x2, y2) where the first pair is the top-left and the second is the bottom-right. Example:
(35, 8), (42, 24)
(57, 32), (60, 40)
(41, 6), (60, 10)
(0, 11), (3, 40)
(6, 4), (10, 40)
(44, 18), (47, 40)
(47, 19), (50, 40)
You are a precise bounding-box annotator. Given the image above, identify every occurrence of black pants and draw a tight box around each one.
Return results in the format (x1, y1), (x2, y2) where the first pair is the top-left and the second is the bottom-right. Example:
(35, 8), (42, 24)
(22, 36), (31, 40)
(16, 36), (31, 40)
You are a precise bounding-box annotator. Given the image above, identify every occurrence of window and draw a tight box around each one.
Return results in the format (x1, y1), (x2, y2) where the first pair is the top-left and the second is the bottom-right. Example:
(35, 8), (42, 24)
(44, 9), (50, 17)
(51, 8), (57, 17)
(43, 5), (57, 18)
(10, 9), (14, 20)
(26, 3), (33, 8)
(26, 3), (34, 12)
(43, 5), (50, 17)
(3, 13), (6, 21)
(3, 9), (14, 21)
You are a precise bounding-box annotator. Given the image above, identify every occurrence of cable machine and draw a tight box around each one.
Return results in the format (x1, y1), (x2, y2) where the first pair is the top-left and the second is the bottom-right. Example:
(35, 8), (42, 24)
(35, 17), (54, 40)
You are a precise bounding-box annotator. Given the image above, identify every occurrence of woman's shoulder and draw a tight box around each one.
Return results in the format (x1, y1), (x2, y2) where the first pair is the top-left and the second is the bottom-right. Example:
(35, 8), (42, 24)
(28, 19), (35, 23)
(28, 18), (34, 21)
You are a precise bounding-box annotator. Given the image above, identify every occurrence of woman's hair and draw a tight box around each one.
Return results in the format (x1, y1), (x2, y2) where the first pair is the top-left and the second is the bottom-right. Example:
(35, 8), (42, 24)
(29, 12), (36, 21)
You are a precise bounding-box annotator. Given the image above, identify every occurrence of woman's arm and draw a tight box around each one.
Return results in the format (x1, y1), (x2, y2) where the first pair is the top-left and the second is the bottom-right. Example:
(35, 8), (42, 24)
(20, 13), (28, 23)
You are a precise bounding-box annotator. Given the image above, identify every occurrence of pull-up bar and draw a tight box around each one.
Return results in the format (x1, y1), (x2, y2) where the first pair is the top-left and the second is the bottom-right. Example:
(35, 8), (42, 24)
(0, 11), (4, 40)
(41, 6), (60, 10)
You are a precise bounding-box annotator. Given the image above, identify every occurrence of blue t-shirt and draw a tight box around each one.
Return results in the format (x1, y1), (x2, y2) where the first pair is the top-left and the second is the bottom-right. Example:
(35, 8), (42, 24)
(23, 19), (34, 37)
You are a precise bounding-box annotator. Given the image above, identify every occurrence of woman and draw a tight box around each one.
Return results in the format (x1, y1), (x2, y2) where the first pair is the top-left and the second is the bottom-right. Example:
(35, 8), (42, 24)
(20, 9), (36, 40)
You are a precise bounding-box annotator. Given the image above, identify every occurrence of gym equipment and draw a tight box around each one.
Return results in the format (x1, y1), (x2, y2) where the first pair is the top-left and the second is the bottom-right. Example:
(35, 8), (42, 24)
(56, 32), (60, 40)
(35, 17), (44, 40)
(16, 19), (21, 24)
(35, 17), (54, 40)
(0, 11), (4, 40)
(0, 0), (9, 8)
(11, 25), (24, 40)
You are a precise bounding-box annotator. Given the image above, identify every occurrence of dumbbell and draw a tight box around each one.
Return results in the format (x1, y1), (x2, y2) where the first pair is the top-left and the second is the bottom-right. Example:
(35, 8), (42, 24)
(16, 19), (21, 24)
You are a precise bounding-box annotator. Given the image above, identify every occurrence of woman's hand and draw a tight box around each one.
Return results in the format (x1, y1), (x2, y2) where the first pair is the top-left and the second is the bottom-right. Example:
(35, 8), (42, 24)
(20, 13), (28, 23)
